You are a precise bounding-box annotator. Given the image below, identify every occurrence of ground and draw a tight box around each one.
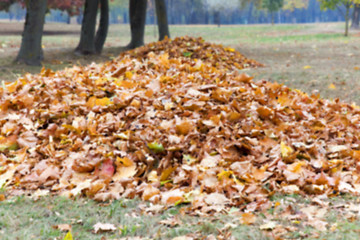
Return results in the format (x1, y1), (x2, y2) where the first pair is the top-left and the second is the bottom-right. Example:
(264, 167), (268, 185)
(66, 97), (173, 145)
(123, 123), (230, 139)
(1, 21), (360, 239)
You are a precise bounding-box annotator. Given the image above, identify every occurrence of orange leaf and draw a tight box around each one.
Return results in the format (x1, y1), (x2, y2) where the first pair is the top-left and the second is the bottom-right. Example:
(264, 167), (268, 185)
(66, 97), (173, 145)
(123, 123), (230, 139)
(175, 121), (194, 135)
(257, 106), (272, 119)
(240, 212), (256, 225)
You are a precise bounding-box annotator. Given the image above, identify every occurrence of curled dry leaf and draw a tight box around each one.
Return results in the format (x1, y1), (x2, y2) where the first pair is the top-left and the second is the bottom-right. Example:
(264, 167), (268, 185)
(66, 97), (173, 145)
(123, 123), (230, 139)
(52, 224), (72, 232)
(93, 222), (116, 233)
(259, 221), (277, 230)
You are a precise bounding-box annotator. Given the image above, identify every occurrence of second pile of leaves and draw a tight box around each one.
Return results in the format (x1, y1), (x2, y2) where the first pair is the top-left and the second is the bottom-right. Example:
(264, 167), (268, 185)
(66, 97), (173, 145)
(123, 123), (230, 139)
(1, 36), (360, 213)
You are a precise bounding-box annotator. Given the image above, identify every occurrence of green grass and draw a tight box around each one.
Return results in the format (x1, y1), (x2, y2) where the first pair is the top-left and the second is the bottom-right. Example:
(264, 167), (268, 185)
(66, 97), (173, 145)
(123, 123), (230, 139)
(2, 194), (360, 239)
(0, 196), (268, 239)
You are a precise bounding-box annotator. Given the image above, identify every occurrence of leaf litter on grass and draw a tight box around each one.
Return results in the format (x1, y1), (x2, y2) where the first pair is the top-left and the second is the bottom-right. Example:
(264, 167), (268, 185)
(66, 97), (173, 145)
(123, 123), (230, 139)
(0, 36), (360, 238)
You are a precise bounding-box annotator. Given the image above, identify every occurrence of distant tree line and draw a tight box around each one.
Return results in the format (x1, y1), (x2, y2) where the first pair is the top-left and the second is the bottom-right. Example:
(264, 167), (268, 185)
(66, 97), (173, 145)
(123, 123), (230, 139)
(0, 0), (357, 26)
(0, 0), (358, 65)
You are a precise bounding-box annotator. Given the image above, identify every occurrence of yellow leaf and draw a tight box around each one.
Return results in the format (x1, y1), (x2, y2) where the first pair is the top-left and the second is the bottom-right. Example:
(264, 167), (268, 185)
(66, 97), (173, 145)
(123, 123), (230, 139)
(354, 66), (360, 71)
(95, 97), (111, 106)
(303, 65), (311, 69)
(328, 83), (336, 90)
(125, 71), (133, 79)
(224, 47), (235, 52)
(217, 170), (233, 180)
(115, 80), (136, 89)
(95, 78), (109, 85)
(280, 141), (293, 158)
(63, 231), (73, 240)
(115, 156), (134, 167)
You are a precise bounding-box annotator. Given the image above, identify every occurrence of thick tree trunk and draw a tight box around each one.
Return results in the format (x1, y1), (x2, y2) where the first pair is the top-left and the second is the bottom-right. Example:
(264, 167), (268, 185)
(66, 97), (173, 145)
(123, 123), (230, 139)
(155, 0), (170, 40)
(95, 0), (109, 53)
(127, 0), (148, 49)
(75, 0), (99, 55)
(16, 0), (47, 66)
(351, 4), (360, 29)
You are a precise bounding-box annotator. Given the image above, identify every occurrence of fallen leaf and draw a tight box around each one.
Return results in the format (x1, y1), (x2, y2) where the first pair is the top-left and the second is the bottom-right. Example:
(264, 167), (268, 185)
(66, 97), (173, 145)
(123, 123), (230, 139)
(259, 221), (277, 230)
(328, 83), (336, 90)
(53, 224), (72, 232)
(63, 231), (73, 240)
(147, 141), (165, 153)
(93, 222), (116, 233)
(204, 193), (229, 205)
(240, 212), (256, 225)
(280, 141), (293, 158)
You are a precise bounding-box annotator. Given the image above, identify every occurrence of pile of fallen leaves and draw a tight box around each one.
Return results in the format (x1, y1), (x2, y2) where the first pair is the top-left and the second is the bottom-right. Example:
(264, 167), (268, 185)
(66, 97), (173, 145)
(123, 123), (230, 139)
(1, 37), (360, 214)
(123, 36), (263, 71)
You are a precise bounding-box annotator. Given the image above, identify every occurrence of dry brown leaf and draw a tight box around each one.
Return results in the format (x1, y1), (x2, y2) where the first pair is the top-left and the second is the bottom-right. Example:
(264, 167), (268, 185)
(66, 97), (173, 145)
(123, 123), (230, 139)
(52, 224), (72, 232)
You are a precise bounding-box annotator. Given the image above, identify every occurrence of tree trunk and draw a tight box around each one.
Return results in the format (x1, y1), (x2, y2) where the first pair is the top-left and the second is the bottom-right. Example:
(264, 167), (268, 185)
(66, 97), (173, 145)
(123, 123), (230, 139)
(127, 0), (148, 49)
(345, 4), (350, 37)
(16, 0), (47, 66)
(75, 0), (99, 55)
(271, 12), (275, 25)
(214, 10), (220, 27)
(155, 0), (170, 40)
(351, 4), (360, 29)
(95, 0), (109, 53)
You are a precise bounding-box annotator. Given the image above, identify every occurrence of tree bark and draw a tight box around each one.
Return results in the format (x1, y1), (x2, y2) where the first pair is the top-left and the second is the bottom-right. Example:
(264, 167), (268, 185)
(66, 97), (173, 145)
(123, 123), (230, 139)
(345, 4), (350, 37)
(351, 4), (360, 29)
(155, 0), (170, 40)
(214, 10), (220, 27)
(75, 0), (99, 55)
(95, 0), (109, 53)
(127, 0), (148, 49)
(16, 0), (47, 66)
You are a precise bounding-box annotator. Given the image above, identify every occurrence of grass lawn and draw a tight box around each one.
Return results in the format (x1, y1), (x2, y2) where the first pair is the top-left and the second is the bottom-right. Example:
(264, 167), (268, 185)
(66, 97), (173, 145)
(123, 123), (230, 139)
(1, 194), (360, 239)
(1, 21), (360, 239)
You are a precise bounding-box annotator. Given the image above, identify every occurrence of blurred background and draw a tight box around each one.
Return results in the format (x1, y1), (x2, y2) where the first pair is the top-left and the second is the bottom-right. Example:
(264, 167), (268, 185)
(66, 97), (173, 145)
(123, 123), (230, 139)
(0, 0), (355, 26)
